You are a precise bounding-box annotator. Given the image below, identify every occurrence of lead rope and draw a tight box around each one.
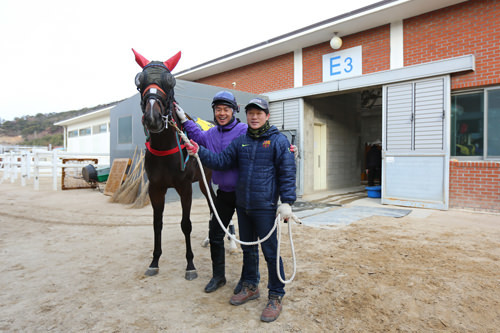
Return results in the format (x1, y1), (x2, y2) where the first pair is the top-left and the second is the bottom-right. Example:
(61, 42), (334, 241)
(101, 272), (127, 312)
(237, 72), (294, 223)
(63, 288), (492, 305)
(169, 120), (300, 284)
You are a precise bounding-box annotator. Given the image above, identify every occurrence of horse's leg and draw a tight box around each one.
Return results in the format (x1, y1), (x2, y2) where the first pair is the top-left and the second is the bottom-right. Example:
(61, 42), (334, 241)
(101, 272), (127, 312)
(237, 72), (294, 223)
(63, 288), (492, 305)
(176, 184), (197, 280)
(145, 184), (167, 276)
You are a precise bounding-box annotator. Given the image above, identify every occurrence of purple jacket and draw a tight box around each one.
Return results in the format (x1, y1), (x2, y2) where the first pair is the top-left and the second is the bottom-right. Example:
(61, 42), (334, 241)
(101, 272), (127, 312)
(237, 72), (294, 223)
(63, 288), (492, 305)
(183, 118), (247, 192)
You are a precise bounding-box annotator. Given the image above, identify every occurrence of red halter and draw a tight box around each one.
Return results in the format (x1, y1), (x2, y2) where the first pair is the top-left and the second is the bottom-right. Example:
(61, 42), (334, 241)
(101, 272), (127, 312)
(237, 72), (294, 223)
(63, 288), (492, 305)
(145, 141), (185, 156)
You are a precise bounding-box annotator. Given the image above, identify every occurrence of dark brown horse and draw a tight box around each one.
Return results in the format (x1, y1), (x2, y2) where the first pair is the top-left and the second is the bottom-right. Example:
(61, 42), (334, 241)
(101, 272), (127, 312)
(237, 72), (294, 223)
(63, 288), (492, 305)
(132, 48), (215, 280)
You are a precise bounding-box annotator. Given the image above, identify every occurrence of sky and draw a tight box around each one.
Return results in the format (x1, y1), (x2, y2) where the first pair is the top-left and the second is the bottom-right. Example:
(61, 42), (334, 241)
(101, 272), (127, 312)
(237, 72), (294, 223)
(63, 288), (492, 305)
(0, 0), (379, 121)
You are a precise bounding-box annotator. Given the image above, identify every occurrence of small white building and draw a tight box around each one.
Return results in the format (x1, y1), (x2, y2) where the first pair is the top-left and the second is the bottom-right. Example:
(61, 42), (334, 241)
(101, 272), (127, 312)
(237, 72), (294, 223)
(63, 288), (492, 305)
(55, 106), (113, 165)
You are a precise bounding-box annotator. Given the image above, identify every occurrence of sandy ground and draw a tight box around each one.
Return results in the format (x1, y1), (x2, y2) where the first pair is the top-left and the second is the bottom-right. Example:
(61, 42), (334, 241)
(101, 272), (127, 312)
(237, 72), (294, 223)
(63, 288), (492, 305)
(1, 179), (499, 332)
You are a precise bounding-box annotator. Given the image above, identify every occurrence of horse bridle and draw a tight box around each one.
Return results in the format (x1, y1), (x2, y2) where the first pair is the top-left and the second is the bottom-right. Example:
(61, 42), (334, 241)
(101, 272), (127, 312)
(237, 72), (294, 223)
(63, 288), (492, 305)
(141, 83), (173, 134)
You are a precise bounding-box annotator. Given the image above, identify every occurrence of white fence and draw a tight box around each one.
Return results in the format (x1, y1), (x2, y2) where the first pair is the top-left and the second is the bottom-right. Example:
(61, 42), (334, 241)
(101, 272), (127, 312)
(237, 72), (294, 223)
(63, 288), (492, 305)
(0, 149), (109, 190)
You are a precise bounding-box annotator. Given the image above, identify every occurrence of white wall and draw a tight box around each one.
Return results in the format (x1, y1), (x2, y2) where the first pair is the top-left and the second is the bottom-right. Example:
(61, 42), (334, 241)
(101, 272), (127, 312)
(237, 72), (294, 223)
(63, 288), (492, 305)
(66, 114), (110, 164)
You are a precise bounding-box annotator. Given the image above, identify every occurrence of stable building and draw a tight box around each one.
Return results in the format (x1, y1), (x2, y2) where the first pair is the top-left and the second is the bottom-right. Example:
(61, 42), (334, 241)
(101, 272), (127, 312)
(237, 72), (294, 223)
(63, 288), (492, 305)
(176, 0), (500, 212)
(55, 106), (114, 165)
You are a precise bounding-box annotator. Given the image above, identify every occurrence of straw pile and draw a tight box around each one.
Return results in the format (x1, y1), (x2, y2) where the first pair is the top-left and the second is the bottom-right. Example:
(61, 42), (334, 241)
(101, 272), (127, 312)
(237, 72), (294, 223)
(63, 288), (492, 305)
(109, 148), (150, 208)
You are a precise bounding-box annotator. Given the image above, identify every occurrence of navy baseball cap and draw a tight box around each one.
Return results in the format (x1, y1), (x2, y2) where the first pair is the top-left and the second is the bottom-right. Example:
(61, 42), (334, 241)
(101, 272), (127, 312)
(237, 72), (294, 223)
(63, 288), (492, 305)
(245, 98), (269, 114)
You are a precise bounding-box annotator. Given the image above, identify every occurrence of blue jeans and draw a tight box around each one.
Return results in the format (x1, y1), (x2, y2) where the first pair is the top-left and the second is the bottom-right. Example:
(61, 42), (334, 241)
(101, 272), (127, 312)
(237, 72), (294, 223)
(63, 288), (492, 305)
(236, 207), (285, 298)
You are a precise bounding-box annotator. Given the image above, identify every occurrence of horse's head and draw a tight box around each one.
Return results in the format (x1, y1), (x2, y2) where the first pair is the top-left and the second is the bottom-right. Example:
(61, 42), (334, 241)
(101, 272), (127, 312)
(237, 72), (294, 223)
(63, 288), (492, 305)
(132, 48), (181, 133)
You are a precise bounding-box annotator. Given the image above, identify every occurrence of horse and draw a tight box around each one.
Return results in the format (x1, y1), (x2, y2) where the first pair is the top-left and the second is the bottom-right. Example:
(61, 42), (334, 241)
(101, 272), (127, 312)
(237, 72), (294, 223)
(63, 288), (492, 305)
(132, 48), (215, 280)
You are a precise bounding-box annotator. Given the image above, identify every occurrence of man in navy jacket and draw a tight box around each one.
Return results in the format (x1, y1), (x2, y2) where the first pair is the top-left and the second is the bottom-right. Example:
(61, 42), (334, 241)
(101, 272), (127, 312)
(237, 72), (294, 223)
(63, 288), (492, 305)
(187, 98), (296, 322)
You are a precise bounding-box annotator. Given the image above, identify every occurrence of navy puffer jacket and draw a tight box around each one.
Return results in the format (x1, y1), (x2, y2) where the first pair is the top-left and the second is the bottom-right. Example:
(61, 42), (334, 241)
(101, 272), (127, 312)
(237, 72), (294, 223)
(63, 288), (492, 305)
(198, 125), (296, 210)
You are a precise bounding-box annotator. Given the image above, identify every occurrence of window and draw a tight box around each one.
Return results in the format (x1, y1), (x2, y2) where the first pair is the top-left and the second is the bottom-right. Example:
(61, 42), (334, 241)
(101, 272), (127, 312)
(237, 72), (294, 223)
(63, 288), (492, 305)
(93, 123), (107, 134)
(68, 130), (78, 138)
(79, 127), (91, 136)
(118, 116), (132, 144)
(487, 89), (500, 158)
(451, 87), (500, 159)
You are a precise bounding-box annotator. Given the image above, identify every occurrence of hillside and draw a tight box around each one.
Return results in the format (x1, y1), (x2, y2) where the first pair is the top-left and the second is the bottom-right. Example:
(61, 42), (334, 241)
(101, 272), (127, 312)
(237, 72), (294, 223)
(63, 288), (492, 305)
(0, 101), (122, 147)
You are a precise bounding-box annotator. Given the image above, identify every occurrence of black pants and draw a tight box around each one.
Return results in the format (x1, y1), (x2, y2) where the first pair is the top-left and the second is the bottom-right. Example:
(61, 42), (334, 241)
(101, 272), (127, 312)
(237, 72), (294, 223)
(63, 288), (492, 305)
(367, 167), (381, 186)
(209, 189), (237, 278)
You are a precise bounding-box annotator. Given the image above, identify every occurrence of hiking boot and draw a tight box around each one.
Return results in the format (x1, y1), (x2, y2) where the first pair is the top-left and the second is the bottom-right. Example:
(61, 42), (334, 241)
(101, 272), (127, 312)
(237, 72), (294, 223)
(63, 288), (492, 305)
(260, 295), (282, 322)
(204, 276), (226, 293)
(229, 283), (259, 305)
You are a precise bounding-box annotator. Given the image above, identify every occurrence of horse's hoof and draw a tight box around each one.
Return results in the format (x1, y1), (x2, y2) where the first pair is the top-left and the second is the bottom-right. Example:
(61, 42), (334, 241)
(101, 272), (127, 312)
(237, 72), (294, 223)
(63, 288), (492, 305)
(145, 267), (159, 276)
(201, 237), (210, 248)
(228, 240), (239, 255)
(185, 270), (198, 280)
(229, 247), (240, 255)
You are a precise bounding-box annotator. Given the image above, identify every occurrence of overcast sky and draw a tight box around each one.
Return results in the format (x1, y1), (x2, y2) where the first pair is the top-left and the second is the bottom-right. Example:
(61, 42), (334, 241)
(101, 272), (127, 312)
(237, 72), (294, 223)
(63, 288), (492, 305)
(0, 0), (379, 121)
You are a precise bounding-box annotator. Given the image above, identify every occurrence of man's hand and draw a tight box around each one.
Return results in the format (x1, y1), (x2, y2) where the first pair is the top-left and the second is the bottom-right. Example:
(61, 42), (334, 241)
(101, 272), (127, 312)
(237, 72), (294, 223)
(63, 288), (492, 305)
(186, 139), (199, 156)
(290, 144), (299, 160)
(174, 102), (188, 123)
(276, 203), (293, 220)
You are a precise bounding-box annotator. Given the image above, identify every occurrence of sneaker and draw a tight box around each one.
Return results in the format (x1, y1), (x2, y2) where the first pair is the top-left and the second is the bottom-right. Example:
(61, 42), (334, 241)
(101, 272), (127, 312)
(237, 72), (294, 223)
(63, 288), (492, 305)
(229, 283), (260, 305)
(260, 295), (282, 322)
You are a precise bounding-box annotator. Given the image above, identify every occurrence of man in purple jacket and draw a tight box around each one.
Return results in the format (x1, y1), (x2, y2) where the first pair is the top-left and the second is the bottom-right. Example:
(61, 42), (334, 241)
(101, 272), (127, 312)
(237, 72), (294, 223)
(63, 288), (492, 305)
(175, 91), (253, 294)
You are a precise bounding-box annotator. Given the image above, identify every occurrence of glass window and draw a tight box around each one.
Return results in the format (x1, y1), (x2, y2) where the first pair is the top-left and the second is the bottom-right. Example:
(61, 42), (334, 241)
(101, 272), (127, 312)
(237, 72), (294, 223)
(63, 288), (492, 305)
(451, 92), (484, 157)
(93, 123), (107, 134)
(79, 127), (91, 136)
(487, 89), (500, 158)
(118, 116), (132, 144)
(68, 130), (78, 138)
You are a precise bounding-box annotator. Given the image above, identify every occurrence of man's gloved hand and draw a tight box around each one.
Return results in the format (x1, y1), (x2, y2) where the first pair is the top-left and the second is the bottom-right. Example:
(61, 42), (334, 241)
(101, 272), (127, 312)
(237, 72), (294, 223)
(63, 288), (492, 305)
(174, 102), (188, 123)
(186, 139), (199, 156)
(276, 203), (293, 220)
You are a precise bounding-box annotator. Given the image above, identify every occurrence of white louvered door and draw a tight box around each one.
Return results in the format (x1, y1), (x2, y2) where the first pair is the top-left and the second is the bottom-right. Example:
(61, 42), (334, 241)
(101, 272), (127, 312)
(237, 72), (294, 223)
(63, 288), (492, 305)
(382, 76), (450, 210)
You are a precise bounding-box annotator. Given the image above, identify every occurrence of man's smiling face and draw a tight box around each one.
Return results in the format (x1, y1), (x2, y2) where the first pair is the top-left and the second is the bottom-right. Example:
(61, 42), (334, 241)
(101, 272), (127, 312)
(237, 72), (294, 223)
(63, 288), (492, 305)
(213, 104), (233, 126)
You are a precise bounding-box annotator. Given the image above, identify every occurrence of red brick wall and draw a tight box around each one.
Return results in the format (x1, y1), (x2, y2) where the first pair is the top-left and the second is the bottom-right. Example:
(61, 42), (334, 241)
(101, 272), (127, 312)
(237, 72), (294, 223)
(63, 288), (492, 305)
(404, 0), (500, 90)
(449, 161), (500, 211)
(196, 53), (294, 94)
(197, 24), (390, 90)
(196, 1), (499, 93)
(302, 24), (391, 85)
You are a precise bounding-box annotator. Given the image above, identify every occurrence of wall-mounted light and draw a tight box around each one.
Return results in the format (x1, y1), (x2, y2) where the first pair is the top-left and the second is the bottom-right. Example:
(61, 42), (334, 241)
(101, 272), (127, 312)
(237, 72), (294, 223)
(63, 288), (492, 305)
(330, 32), (342, 50)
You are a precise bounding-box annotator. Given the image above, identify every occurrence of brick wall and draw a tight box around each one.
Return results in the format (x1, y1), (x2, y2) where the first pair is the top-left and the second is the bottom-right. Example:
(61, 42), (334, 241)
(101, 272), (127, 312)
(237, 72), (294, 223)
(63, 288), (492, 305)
(404, 0), (500, 90)
(196, 53), (294, 94)
(196, 1), (499, 93)
(449, 161), (500, 212)
(197, 24), (391, 90)
(302, 24), (390, 85)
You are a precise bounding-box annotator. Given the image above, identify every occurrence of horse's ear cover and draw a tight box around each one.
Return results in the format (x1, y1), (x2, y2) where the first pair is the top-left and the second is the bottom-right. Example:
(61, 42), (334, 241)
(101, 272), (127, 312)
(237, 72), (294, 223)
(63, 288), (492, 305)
(164, 51), (181, 71)
(132, 48), (150, 68)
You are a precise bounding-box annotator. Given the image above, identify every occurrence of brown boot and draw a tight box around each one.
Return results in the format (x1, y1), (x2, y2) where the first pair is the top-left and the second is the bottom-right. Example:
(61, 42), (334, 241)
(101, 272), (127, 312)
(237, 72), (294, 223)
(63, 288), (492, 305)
(229, 283), (260, 305)
(260, 295), (282, 322)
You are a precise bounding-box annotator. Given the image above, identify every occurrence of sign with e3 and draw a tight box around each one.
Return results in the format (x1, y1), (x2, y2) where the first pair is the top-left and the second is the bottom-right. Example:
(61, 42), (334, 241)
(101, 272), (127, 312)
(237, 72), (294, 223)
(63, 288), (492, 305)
(322, 46), (362, 82)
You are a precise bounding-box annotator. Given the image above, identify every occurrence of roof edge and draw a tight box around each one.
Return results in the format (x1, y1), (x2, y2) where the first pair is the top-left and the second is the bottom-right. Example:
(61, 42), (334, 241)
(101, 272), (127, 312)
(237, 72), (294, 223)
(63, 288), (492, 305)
(175, 0), (399, 77)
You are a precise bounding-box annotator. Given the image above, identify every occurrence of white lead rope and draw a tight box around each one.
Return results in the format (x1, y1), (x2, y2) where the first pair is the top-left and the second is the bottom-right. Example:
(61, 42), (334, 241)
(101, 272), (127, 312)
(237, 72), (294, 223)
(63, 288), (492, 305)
(174, 127), (300, 284)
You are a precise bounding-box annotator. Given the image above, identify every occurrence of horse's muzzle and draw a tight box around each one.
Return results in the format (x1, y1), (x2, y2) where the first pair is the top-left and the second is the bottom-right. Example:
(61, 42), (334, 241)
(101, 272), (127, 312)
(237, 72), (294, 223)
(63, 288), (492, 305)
(143, 98), (166, 133)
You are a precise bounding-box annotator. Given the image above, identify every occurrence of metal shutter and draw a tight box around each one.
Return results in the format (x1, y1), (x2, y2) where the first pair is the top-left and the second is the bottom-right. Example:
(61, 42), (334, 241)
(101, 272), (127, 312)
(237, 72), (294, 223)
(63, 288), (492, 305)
(269, 100), (300, 130)
(382, 76), (449, 210)
(385, 78), (445, 152)
(414, 78), (445, 150)
(385, 83), (413, 151)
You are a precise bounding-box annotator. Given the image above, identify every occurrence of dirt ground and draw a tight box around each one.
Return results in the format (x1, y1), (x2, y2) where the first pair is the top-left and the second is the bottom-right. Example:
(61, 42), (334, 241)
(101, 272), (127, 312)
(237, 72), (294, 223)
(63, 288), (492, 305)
(1, 179), (499, 332)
